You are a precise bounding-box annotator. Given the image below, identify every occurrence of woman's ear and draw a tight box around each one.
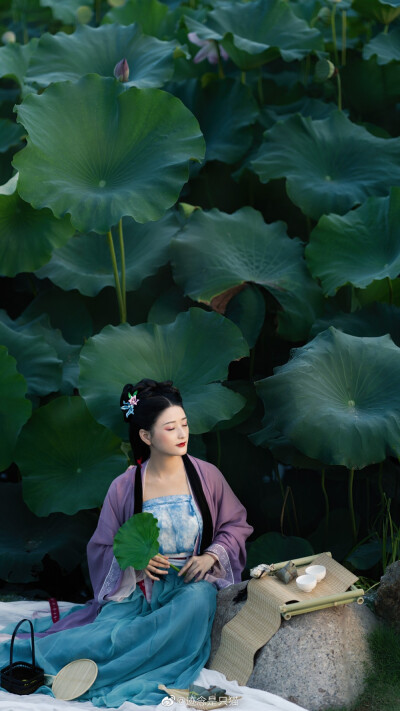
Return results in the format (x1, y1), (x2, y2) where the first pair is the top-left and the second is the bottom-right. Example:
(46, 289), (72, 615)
(139, 428), (151, 446)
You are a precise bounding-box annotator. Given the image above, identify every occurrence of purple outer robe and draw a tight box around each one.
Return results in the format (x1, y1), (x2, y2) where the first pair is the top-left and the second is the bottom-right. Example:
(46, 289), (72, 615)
(38, 455), (253, 635)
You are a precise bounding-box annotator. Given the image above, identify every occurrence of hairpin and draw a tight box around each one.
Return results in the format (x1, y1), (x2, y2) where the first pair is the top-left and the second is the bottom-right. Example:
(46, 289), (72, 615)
(121, 390), (139, 417)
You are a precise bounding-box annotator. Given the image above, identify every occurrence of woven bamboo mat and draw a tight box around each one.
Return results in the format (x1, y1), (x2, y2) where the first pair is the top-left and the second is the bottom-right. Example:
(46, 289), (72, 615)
(208, 553), (358, 686)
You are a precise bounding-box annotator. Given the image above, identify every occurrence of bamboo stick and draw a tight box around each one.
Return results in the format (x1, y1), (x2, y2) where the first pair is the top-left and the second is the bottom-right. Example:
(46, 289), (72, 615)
(272, 552), (332, 571)
(279, 588), (365, 618)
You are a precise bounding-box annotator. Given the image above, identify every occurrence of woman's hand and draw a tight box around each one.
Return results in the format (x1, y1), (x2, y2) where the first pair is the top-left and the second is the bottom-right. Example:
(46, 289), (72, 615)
(144, 553), (170, 581)
(178, 553), (216, 583)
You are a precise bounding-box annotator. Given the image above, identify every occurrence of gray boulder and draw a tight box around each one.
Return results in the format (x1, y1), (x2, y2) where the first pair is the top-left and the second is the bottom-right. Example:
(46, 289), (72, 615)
(207, 580), (378, 711)
(375, 560), (400, 629)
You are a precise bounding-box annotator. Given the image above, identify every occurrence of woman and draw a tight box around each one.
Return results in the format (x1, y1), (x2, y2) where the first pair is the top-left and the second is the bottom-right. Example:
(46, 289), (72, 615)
(1, 379), (253, 708)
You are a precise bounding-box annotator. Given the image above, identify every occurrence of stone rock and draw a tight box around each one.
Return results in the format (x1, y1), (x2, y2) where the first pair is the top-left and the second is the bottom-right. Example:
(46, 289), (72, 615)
(375, 559), (400, 629)
(207, 581), (378, 711)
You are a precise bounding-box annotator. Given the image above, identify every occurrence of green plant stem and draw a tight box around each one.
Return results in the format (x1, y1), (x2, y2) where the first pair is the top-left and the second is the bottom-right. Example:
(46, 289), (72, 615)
(384, 23), (389, 34)
(241, 71), (246, 85)
(169, 563), (180, 572)
(331, 4), (339, 66)
(336, 70), (342, 111)
(215, 43), (225, 79)
(107, 229), (125, 324)
(321, 468), (330, 531)
(118, 218), (127, 319)
(387, 276), (393, 304)
(348, 467), (357, 542)
(258, 68), (264, 105)
(341, 10), (347, 66)
(95, 0), (101, 26)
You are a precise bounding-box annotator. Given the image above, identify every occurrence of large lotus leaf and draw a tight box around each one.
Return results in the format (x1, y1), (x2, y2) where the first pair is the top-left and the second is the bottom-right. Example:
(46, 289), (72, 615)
(341, 58), (400, 116)
(114, 512), (160, 570)
(225, 284), (265, 349)
(0, 174), (74, 277)
(251, 111), (400, 221)
(0, 120), (25, 153)
(36, 212), (180, 297)
(306, 189), (400, 296)
(17, 396), (127, 516)
(170, 207), (323, 341)
(0, 309), (62, 395)
(255, 327), (400, 469)
(184, 0), (323, 70)
(13, 74), (205, 234)
(259, 98), (340, 131)
(246, 532), (314, 570)
(0, 346), (31, 471)
(170, 78), (258, 165)
(311, 304), (400, 347)
(26, 24), (177, 89)
(103, 0), (170, 38)
(364, 27), (400, 64)
(353, 0), (400, 24)
(0, 39), (38, 90)
(0, 483), (97, 582)
(40, 0), (93, 23)
(20, 287), (93, 345)
(79, 308), (248, 437)
(147, 285), (192, 325)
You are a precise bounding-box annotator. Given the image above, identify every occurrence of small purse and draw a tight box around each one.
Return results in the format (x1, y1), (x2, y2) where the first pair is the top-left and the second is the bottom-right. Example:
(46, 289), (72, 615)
(1, 618), (44, 695)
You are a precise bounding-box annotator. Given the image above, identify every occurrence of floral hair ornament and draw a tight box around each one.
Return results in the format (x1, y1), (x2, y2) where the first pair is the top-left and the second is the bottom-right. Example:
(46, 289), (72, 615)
(121, 390), (139, 418)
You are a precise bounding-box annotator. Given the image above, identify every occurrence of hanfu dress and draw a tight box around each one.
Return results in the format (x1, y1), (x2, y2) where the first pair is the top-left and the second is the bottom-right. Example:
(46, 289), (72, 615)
(0, 455), (253, 707)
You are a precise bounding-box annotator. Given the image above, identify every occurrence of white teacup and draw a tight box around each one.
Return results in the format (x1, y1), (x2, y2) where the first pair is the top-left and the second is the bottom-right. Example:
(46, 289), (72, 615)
(296, 574), (317, 592)
(305, 564), (326, 582)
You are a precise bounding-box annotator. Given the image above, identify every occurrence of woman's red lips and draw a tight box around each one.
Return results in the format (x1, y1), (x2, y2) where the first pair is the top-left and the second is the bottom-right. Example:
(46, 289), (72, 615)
(177, 443), (186, 447)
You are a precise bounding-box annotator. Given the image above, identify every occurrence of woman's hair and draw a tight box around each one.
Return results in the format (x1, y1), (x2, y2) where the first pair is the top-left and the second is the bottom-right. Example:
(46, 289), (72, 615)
(120, 378), (184, 463)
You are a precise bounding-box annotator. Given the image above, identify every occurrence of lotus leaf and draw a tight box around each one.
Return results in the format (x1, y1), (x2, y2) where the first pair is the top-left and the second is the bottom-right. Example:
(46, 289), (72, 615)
(36, 212), (180, 297)
(0, 120), (25, 153)
(0, 39), (38, 89)
(0, 309), (62, 395)
(353, 0), (400, 24)
(79, 308), (248, 437)
(20, 287), (93, 345)
(311, 304), (400, 347)
(184, 0), (323, 70)
(103, 0), (170, 38)
(26, 23), (177, 89)
(246, 532), (314, 570)
(147, 285), (191, 325)
(251, 111), (400, 220)
(0, 346), (31, 471)
(255, 327), (400, 469)
(306, 188), (400, 295)
(341, 58), (400, 115)
(225, 284), (265, 349)
(113, 512), (160, 571)
(0, 174), (74, 277)
(40, 0), (93, 23)
(170, 78), (258, 164)
(17, 396), (127, 516)
(364, 27), (400, 64)
(170, 207), (323, 341)
(13, 74), (205, 233)
(0, 483), (96, 582)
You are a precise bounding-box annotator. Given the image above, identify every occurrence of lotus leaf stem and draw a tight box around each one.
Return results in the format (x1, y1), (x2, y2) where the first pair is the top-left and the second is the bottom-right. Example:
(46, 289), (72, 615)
(95, 0), (101, 26)
(107, 229), (126, 323)
(215, 43), (225, 79)
(321, 468), (330, 531)
(118, 218), (127, 318)
(331, 4), (339, 66)
(336, 70), (342, 111)
(387, 276), (393, 304)
(169, 563), (180, 572)
(384, 24), (389, 34)
(241, 71), (246, 85)
(341, 11), (347, 66)
(348, 467), (357, 542)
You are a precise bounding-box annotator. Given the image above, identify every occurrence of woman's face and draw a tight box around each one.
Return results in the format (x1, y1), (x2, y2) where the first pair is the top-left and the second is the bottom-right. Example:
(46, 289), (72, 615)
(140, 405), (189, 457)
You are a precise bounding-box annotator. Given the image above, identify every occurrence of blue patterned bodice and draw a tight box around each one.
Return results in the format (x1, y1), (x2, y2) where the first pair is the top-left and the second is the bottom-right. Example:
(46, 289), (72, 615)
(142, 494), (203, 556)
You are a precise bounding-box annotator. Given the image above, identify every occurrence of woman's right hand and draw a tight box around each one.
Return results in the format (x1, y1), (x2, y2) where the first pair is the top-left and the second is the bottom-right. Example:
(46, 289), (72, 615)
(144, 553), (170, 581)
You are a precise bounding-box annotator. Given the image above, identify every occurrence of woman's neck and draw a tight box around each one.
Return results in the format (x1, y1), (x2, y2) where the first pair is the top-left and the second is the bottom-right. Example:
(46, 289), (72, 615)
(145, 452), (185, 479)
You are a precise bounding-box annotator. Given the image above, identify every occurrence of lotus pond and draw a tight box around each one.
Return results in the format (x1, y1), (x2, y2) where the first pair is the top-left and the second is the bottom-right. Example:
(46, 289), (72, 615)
(0, 0), (400, 600)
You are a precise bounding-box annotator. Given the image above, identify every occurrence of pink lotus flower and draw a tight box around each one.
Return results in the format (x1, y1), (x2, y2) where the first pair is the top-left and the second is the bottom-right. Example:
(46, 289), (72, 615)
(187, 32), (229, 65)
(114, 58), (129, 82)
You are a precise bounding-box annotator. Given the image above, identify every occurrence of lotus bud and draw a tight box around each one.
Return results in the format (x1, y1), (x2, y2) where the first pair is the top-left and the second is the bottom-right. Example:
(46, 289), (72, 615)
(114, 58), (129, 83)
(314, 58), (336, 83)
(76, 5), (93, 24)
(316, 7), (331, 25)
(2, 31), (16, 44)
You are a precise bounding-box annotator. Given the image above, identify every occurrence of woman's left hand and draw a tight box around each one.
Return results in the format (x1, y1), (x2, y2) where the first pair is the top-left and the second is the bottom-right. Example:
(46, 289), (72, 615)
(178, 553), (216, 583)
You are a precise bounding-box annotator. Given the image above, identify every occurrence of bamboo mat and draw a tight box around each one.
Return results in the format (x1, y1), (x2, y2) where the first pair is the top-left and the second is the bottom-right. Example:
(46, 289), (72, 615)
(208, 553), (358, 686)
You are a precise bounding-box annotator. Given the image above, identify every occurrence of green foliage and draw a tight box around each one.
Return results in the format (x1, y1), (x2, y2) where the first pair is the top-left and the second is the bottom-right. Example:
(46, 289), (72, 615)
(0, 0), (400, 594)
(113, 512), (160, 571)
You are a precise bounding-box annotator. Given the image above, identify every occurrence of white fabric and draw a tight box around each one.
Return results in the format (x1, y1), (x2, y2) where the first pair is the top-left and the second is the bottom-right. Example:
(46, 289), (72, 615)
(0, 600), (308, 711)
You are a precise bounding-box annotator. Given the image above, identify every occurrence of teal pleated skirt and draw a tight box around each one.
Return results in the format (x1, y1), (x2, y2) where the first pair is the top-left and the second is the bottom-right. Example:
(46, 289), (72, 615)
(0, 569), (218, 707)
